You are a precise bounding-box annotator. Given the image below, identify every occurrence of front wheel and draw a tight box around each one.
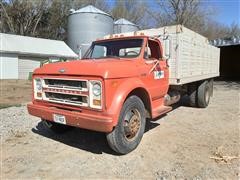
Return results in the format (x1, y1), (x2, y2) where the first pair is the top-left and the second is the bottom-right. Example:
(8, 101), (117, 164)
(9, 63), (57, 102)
(106, 95), (146, 154)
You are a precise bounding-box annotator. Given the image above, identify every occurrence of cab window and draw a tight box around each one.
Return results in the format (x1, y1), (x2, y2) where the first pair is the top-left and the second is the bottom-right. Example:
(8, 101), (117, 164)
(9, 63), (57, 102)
(145, 40), (161, 60)
(84, 39), (143, 59)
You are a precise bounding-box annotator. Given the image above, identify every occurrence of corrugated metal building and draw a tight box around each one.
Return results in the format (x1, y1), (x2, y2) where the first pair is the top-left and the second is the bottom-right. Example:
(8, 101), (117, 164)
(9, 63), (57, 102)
(210, 36), (240, 80)
(0, 33), (78, 79)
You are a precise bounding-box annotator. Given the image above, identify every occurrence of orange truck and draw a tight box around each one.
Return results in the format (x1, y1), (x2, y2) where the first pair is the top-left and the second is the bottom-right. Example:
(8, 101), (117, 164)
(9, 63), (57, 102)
(28, 25), (220, 154)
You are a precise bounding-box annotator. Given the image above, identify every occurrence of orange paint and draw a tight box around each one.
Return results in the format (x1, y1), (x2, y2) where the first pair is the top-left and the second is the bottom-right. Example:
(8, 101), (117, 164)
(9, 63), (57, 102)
(27, 36), (170, 132)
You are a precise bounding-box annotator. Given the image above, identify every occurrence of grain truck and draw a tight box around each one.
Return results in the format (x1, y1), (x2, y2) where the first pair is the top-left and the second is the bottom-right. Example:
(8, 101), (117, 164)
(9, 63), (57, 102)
(27, 25), (220, 154)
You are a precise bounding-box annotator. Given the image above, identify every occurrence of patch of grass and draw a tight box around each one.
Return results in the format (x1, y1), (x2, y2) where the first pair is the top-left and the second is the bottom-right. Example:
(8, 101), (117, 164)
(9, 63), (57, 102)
(0, 104), (22, 109)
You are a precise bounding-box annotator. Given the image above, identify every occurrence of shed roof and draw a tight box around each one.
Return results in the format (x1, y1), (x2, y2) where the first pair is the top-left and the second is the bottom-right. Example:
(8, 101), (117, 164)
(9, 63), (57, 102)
(0, 33), (78, 59)
(210, 36), (240, 47)
(114, 18), (137, 26)
(70, 5), (111, 17)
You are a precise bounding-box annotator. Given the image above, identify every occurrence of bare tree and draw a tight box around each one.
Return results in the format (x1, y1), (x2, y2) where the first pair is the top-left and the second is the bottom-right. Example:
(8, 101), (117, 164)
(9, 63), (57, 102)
(0, 0), (47, 36)
(111, 0), (149, 28)
(149, 0), (240, 39)
(43, 0), (109, 40)
(227, 23), (240, 37)
(1, 0), (238, 40)
(0, 0), (108, 39)
(151, 0), (208, 29)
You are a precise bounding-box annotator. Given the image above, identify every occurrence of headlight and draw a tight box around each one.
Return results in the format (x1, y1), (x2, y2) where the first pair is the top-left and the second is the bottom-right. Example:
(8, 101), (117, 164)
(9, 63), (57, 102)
(34, 78), (43, 100)
(90, 80), (102, 109)
(92, 83), (101, 96)
(35, 79), (42, 91)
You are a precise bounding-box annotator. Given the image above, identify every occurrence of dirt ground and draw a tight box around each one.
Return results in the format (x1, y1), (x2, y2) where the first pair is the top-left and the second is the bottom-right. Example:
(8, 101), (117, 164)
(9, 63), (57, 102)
(1, 81), (240, 179)
(0, 80), (32, 107)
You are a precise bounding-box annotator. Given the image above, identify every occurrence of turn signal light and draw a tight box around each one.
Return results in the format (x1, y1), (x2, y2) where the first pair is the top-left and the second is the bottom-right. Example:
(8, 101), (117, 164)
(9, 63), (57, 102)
(37, 92), (42, 97)
(93, 99), (101, 106)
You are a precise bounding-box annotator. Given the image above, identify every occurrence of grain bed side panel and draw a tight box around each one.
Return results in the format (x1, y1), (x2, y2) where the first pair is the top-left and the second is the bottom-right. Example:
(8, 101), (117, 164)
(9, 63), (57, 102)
(173, 27), (220, 85)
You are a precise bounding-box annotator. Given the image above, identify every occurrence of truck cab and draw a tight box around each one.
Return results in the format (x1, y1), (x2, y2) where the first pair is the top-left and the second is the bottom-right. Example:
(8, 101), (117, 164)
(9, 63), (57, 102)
(28, 34), (213, 154)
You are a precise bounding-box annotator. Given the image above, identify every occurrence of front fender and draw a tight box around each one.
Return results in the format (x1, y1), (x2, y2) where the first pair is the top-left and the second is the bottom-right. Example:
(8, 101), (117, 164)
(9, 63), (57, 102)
(105, 77), (151, 126)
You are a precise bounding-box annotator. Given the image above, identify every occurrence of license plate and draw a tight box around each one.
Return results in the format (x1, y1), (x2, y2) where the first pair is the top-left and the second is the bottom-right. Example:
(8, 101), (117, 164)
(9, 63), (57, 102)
(53, 114), (66, 124)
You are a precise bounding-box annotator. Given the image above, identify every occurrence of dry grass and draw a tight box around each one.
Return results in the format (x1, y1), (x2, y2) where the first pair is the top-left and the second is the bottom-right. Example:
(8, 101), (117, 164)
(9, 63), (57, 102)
(0, 80), (32, 106)
(0, 104), (22, 109)
(210, 146), (240, 164)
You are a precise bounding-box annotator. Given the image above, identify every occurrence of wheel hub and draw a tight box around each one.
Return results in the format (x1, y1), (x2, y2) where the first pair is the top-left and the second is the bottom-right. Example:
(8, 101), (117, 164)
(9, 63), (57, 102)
(124, 109), (141, 140)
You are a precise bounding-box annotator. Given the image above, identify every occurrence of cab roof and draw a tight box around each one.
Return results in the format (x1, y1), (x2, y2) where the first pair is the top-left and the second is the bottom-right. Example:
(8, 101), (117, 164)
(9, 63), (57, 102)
(95, 35), (149, 43)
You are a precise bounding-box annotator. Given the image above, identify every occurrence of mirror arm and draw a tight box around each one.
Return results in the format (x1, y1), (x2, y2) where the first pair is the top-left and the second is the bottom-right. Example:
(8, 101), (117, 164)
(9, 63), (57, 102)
(166, 59), (170, 67)
(149, 60), (159, 74)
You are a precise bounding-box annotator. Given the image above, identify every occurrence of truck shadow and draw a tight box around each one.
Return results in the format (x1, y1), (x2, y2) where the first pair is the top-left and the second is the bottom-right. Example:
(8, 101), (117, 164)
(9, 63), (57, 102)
(31, 119), (162, 155)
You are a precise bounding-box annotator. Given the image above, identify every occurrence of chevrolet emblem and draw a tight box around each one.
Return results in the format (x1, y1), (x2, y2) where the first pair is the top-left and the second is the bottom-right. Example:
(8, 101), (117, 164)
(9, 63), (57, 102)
(59, 69), (65, 73)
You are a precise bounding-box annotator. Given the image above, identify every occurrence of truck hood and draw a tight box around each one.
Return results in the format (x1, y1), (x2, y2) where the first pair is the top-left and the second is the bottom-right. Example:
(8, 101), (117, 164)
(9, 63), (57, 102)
(34, 59), (139, 79)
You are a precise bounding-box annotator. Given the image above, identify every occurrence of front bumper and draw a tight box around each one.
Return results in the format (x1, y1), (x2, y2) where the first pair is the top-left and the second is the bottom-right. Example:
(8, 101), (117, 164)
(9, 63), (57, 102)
(27, 103), (114, 132)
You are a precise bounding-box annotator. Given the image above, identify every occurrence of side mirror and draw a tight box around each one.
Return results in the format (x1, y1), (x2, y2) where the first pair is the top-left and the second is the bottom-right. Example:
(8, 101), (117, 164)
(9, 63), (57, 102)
(164, 39), (171, 59)
(144, 50), (148, 59)
(77, 45), (82, 59)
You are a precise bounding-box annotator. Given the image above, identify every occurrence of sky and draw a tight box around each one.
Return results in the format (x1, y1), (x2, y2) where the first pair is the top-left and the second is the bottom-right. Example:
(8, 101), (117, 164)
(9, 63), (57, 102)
(108, 0), (240, 26)
(206, 0), (240, 26)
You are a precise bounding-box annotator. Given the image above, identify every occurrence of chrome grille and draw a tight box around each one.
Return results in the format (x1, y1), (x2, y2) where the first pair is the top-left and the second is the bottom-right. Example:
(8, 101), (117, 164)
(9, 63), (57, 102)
(45, 92), (88, 106)
(42, 78), (89, 107)
(44, 78), (88, 91)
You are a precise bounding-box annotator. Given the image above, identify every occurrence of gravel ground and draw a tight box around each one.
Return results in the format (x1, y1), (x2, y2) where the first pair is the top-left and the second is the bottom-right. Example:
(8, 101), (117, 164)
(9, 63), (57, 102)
(0, 80), (32, 106)
(1, 81), (240, 179)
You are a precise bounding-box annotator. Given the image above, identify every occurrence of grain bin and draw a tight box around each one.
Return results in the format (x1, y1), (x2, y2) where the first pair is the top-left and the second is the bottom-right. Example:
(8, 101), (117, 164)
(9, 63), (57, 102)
(114, 18), (139, 34)
(68, 5), (113, 57)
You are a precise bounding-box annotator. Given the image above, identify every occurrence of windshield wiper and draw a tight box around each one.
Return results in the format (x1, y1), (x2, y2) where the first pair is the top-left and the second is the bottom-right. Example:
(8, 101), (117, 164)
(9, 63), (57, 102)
(82, 55), (121, 60)
(104, 55), (121, 59)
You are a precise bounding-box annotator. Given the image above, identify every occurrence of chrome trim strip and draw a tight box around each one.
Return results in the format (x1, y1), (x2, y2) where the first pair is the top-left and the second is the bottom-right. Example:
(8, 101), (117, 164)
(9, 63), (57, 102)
(43, 78), (89, 92)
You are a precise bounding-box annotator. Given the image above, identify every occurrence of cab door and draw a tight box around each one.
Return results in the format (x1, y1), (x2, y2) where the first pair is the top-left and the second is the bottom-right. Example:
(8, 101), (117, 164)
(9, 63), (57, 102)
(140, 39), (169, 100)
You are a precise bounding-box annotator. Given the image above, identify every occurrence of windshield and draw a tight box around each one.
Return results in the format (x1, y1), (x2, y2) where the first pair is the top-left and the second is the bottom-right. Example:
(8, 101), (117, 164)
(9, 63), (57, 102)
(83, 39), (143, 59)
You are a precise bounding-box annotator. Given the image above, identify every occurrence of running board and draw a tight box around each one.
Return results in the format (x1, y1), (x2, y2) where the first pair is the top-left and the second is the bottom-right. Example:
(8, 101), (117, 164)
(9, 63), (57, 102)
(152, 105), (172, 119)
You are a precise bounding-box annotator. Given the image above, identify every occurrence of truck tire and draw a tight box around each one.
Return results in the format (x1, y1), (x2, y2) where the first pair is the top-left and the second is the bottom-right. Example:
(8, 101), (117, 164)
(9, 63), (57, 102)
(197, 81), (211, 108)
(106, 95), (146, 154)
(42, 119), (73, 134)
(188, 83), (197, 107)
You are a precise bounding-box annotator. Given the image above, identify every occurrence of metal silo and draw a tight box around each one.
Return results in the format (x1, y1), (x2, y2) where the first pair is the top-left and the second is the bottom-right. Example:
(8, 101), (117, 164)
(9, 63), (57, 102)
(68, 5), (113, 57)
(114, 18), (139, 34)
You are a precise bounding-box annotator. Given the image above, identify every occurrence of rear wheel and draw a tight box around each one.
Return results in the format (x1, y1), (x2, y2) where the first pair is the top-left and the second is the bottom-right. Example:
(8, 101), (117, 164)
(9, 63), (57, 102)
(188, 83), (198, 107)
(197, 81), (211, 108)
(42, 119), (73, 134)
(106, 95), (146, 154)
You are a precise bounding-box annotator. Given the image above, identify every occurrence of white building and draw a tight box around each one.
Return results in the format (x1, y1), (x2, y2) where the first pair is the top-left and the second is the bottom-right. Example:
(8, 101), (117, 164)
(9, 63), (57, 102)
(0, 33), (78, 79)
